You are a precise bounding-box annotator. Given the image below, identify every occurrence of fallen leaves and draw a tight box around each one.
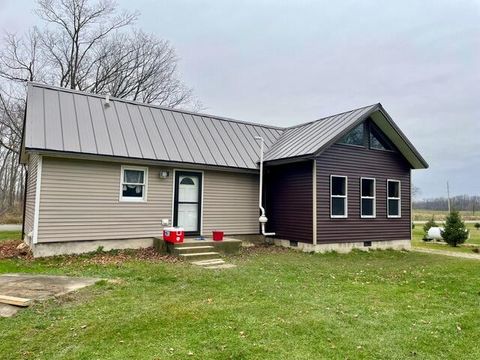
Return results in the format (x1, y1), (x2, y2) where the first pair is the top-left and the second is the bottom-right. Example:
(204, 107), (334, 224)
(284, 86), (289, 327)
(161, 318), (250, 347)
(0, 240), (33, 260)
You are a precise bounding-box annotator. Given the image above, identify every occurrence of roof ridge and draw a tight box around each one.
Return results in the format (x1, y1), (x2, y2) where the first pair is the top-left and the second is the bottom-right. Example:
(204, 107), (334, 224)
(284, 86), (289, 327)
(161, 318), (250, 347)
(286, 103), (380, 130)
(27, 82), (286, 131)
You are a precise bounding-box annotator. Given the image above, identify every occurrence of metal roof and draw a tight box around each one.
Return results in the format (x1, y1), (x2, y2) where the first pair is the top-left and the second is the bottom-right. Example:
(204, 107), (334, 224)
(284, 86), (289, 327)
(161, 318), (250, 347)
(263, 104), (377, 162)
(23, 83), (428, 170)
(263, 103), (428, 169)
(24, 83), (283, 170)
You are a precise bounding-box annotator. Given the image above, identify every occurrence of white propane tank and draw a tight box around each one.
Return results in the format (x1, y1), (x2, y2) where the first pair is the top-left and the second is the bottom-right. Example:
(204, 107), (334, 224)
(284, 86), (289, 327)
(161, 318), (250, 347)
(427, 227), (444, 241)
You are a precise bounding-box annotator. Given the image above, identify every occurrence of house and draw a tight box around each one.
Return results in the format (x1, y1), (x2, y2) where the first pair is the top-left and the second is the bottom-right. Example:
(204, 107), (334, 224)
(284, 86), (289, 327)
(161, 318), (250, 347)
(20, 83), (428, 257)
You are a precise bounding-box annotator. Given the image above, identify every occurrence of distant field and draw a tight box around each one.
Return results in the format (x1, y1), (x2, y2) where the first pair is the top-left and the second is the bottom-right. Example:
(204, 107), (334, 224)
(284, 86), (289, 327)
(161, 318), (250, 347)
(413, 209), (480, 222)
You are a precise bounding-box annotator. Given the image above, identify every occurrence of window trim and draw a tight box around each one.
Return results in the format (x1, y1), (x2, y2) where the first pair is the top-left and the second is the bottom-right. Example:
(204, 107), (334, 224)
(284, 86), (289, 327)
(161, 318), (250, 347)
(330, 175), (348, 218)
(119, 165), (148, 202)
(360, 177), (376, 218)
(387, 179), (401, 218)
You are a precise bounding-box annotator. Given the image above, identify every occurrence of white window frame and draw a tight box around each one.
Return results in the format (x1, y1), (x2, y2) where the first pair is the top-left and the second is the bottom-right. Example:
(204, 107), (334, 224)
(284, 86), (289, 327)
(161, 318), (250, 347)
(330, 175), (348, 218)
(387, 179), (401, 218)
(119, 165), (148, 202)
(360, 177), (376, 218)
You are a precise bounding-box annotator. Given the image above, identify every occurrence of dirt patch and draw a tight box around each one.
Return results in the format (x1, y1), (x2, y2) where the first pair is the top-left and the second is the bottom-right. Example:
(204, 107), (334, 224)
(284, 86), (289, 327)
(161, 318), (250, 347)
(412, 248), (480, 260)
(0, 240), (33, 260)
(0, 274), (102, 317)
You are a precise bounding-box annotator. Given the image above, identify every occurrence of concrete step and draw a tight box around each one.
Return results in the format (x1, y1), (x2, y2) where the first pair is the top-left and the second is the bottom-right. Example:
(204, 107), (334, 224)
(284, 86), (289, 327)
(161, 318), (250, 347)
(178, 252), (220, 261)
(204, 264), (237, 270)
(173, 241), (214, 248)
(174, 245), (214, 254)
(191, 259), (225, 266)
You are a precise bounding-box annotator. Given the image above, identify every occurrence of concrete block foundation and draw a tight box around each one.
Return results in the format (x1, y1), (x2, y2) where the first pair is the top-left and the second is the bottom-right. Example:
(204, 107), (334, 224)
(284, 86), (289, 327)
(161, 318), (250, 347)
(30, 238), (154, 257)
(272, 238), (411, 253)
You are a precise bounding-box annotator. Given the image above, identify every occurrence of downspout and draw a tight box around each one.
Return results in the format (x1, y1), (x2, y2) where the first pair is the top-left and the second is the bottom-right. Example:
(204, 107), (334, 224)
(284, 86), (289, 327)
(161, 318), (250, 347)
(255, 136), (275, 236)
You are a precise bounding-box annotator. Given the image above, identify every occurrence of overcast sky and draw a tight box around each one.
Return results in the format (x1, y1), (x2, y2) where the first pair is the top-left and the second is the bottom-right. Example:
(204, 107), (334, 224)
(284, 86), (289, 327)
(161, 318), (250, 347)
(1, 0), (479, 198)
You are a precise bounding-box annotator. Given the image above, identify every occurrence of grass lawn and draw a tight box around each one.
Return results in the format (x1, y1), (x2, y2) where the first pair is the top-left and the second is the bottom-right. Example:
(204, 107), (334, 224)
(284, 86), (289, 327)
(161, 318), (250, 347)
(1, 236), (480, 359)
(0, 230), (21, 242)
(412, 223), (480, 254)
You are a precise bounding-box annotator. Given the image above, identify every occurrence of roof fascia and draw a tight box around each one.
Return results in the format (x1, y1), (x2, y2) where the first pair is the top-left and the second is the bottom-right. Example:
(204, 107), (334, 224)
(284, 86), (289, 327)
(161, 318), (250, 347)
(373, 105), (428, 169)
(263, 154), (314, 167)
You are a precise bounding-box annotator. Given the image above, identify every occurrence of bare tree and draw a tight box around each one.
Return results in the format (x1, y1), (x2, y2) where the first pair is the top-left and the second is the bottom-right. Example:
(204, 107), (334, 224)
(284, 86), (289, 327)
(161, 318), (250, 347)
(0, 86), (25, 211)
(0, 0), (195, 105)
(90, 30), (193, 107)
(0, 0), (198, 215)
(35, 0), (138, 90)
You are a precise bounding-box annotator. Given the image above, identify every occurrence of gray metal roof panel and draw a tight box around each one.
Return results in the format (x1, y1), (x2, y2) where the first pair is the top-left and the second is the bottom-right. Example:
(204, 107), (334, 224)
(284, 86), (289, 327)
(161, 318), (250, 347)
(86, 96), (113, 155)
(263, 104), (377, 161)
(73, 93), (97, 154)
(58, 91), (81, 153)
(25, 83), (287, 169)
(44, 88), (63, 151)
(24, 83), (427, 169)
(191, 114), (226, 166)
(25, 86), (45, 149)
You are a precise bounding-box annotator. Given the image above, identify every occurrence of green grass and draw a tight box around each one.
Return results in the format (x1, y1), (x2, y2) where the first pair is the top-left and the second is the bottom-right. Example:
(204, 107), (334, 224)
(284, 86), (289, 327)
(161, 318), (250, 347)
(0, 230), (21, 242)
(412, 223), (480, 253)
(1, 248), (480, 359)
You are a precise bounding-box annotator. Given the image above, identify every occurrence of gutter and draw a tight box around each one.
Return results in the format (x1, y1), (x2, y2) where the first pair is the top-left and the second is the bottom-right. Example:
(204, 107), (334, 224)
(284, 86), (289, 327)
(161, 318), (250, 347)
(255, 136), (275, 237)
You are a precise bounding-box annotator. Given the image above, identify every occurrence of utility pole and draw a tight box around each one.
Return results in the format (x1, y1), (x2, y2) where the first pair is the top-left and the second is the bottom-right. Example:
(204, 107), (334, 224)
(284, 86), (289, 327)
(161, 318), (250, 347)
(446, 181), (451, 213)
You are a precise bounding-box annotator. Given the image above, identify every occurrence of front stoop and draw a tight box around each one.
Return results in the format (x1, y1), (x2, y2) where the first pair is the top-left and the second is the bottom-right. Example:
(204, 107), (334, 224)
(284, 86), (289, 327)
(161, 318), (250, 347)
(175, 243), (236, 269)
(154, 237), (240, 269)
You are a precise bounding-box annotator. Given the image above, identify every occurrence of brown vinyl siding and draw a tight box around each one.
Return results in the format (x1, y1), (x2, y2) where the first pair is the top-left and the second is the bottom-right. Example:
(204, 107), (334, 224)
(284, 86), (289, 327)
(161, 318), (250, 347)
(37, 156), (259, 243)
(316, 144), (411, 243)
(24, 153), (40, 236)
(203, 171), (259, 235)
(265, 161), (313, 243)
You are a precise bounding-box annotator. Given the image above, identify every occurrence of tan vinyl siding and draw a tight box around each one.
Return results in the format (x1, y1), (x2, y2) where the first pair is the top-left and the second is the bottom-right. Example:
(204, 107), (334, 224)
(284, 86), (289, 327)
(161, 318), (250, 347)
(37, 156), (260, 243)
(24, 153), (39, 236)
(37, 157), (174, 243)
(203, 170), (259, 235)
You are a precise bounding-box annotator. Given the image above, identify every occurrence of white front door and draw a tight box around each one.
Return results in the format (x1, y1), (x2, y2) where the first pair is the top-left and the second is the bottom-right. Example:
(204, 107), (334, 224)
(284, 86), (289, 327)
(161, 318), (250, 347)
(174, 171), (202, 234)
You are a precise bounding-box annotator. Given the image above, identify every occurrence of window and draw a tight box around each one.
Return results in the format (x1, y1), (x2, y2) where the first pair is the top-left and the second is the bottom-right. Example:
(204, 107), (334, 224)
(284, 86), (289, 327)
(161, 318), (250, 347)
(120, 166), (148, 202)
(387, 180), (401, 217)
(369, 123), (395, 151)
(338, 123), (365, 146)
(361, 178), (376, 218)
(331, 175), (347, 218)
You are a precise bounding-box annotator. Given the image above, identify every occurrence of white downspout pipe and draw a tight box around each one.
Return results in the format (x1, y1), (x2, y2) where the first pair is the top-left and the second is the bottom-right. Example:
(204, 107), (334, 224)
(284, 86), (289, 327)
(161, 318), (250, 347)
(255, 136), (275, 236)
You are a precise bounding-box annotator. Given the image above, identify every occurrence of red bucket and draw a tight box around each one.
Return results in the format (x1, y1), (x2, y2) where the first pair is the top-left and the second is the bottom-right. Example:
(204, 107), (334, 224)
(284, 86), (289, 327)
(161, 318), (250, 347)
(212, 230), (224, 241)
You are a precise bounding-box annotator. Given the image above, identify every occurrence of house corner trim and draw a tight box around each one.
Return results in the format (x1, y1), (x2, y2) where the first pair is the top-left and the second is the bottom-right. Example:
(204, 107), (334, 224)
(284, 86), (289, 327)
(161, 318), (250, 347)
(312, 159), (317, 245)
(32, 155), (43, 244)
